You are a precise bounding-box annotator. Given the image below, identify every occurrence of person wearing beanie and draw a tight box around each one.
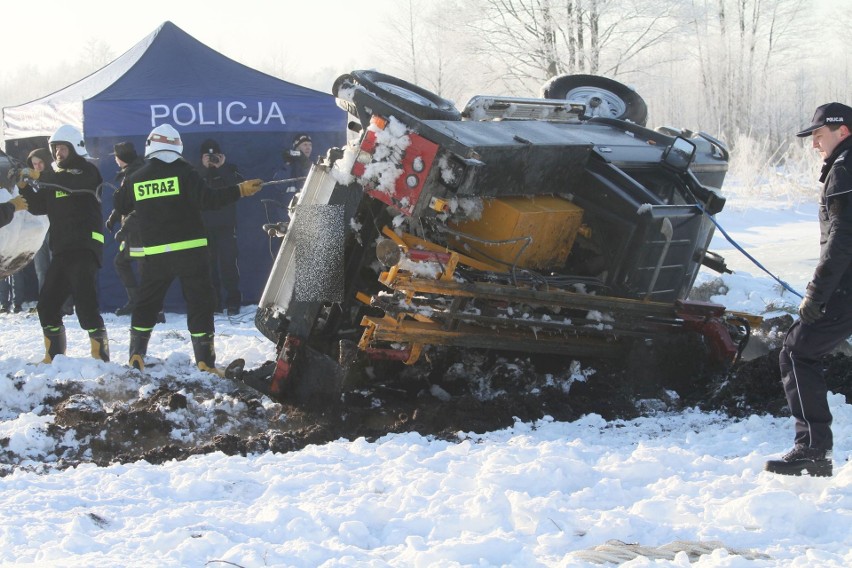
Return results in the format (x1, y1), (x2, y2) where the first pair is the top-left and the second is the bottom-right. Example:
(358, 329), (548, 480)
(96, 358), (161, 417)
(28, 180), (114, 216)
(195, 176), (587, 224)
(196, 137), (243, 316)
(17, 124), (110, 363)
(764, 102), (852, 478)
(111, 124), (263, 376)
(269, 133), (315, 222)
(105, 142), (164, 323)
(288, 133), (313, 179)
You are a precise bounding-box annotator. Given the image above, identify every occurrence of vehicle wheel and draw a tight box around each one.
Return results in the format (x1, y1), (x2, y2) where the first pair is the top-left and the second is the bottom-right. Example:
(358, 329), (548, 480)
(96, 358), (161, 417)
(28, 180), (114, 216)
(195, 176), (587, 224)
(541, 74), (648, 126)
(332, 73), (358, 115)
(349, 70), (462, 121)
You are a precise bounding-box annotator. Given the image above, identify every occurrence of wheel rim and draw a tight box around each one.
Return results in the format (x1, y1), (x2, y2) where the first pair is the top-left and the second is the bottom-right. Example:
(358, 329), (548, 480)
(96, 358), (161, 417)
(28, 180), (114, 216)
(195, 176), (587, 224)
(564, 86), (628, 119)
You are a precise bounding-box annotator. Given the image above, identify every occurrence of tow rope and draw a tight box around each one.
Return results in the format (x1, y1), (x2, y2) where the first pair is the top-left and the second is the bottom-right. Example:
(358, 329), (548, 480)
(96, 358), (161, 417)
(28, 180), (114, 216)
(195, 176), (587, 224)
(694, 200), (804, 299)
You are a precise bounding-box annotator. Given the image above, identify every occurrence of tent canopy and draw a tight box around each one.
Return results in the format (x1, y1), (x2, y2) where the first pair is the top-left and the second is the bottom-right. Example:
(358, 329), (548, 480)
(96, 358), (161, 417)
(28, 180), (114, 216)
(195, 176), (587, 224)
(3, 21), (346, 312)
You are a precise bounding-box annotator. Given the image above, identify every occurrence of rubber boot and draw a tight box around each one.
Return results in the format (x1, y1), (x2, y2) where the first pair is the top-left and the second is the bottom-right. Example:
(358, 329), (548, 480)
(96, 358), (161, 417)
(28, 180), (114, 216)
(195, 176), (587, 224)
(192, 334), (225, 377)
(42, 325), (67, 363)
(115, 287), (137, 316)
(129, 328), (151, 371)
(89, 328), (110, 362)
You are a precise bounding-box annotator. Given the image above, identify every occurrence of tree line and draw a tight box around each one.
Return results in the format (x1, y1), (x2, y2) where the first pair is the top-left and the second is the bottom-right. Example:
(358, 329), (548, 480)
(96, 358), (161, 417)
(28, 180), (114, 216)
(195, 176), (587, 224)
(378, 0), (849, 165)
(3, 1), (848, 177)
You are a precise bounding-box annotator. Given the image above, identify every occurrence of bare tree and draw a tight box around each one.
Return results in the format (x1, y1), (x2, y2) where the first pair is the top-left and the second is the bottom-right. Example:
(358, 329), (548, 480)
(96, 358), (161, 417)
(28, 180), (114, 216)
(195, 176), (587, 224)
(464, 0), (684, 95)
(80, 38), (115, 71)
(688, 0), (811, 147)
(382, 0), (477, 106)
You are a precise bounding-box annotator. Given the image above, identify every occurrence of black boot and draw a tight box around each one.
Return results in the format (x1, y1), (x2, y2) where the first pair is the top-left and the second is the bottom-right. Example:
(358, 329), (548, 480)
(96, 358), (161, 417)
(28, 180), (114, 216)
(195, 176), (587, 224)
(89, 328), (110, 362)
(191, 333), (224, 376)
(42, 325), (67, 363)
(765, 446), (833, 477)
(115, 287), (138, 316)
(129, 328), (151, 371)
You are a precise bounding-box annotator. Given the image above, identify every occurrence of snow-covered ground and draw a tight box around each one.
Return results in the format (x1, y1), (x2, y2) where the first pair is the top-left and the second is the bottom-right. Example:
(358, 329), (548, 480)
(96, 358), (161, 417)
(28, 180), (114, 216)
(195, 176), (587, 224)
(1, 191), (850, 567)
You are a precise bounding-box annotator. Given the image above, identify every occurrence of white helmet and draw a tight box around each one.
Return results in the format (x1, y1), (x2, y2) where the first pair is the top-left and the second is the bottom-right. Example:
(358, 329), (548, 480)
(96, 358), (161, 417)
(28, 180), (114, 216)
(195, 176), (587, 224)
(145, 123), (183, 163)
(49, 124), (88, 157)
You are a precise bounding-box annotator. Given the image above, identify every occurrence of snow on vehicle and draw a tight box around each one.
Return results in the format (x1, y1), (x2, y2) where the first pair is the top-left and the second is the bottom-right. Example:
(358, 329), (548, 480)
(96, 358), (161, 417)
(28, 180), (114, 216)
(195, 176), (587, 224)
(236, 70), (755, 404)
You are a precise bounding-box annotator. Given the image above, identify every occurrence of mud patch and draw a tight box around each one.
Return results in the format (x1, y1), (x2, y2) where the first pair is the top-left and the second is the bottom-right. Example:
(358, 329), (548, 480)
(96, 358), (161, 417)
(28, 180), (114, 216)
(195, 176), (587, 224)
(3, 330), (852, 474)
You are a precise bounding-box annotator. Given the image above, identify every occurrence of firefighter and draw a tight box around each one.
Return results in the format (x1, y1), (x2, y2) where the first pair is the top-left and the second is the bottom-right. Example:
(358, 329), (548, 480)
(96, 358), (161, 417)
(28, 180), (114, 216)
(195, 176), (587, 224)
(112, 124), (262, 375)
(17, 124), (110, 362)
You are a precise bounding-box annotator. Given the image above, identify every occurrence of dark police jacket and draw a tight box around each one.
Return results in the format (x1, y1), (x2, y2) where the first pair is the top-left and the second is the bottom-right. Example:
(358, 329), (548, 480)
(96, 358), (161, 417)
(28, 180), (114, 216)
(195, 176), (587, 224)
(115, 157), (241, 256)
(807, 136), (852, 303)
(198, 162), (242, 229)
(21, 154), (105, 265)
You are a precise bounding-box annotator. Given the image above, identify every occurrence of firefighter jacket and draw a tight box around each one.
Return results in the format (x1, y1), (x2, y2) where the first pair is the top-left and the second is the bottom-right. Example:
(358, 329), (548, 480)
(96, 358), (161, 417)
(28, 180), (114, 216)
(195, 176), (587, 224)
(115, 211), (144, 258)
(115, 157), (241, 256)
(807, 135), (852, 304)
(21, 154), (105, 266)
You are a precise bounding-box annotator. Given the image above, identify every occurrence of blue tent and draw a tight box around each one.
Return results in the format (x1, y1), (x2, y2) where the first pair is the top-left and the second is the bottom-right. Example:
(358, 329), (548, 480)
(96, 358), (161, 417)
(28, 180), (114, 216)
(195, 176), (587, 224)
(3, 21), (345, 312)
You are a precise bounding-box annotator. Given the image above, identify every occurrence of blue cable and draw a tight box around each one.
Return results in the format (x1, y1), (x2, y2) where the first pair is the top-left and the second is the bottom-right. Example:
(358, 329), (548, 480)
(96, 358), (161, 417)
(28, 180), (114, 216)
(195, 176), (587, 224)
(696, 202), (804, 299)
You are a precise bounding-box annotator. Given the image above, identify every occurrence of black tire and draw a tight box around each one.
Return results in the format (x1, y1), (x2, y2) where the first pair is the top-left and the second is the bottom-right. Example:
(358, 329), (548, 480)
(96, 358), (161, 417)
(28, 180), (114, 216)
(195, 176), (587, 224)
(350, 70), (461, 121)
(541, 74), (648, 126)
(332, 73), (359, 115)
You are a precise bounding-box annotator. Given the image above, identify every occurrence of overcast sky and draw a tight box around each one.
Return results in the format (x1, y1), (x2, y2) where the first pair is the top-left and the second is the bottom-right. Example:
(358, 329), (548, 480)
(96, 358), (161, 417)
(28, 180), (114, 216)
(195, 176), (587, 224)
(6, 0), (399, 95)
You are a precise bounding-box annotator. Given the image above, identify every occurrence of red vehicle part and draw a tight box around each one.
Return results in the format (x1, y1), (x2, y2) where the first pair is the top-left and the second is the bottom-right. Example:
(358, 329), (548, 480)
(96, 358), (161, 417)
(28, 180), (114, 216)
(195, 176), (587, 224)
(269, 334), (303, 397)
(351, 117), (440, 216)
(675, 300), (739, 365)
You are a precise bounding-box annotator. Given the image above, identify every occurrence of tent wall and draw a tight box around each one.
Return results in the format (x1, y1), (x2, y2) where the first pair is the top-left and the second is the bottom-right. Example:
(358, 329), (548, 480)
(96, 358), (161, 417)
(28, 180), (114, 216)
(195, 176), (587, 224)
(1, 21), (349, 313)
(93, 129), (344, 312)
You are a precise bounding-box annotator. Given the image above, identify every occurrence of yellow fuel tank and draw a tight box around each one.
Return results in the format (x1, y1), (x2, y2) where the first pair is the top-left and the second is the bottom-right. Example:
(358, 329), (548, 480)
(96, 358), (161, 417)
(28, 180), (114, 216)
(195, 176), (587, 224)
(449, 195), (584, 270)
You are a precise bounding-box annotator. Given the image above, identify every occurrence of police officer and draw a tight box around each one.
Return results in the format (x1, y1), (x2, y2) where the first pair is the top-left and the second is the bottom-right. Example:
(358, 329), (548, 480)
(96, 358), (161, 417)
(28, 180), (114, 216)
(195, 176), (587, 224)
(197, 138), (243, 315)
(113, 124), (262, 375)
(17, 124), (110, 362)
(765, 102), (852, 478)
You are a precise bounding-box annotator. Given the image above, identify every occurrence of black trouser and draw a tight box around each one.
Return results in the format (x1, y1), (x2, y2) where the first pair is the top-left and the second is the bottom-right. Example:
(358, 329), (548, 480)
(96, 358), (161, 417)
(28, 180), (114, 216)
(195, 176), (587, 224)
(780, 286), (852, 451)
(38, 249), (104, 331)
(131, 248), (216, 334)
(113, 244), (139, 291)
(206, 224), (241, 310)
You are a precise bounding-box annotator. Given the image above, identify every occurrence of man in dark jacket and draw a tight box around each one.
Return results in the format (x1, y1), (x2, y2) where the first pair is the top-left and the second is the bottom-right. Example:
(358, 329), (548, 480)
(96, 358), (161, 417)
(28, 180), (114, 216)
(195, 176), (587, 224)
(765, 102), (852, 478)
(113, 124), (262, 375)
(265, 133), (314, 241)
(197, 138), (243, 315)
(272, 133), (313, 191)
(106, 142), (145, 316)
(18, 124), (109, 362)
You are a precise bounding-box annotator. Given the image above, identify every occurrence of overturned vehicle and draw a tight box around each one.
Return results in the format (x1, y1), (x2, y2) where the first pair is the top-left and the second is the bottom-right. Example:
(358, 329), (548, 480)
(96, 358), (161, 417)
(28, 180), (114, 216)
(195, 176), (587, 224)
(237, 71), (752, 404)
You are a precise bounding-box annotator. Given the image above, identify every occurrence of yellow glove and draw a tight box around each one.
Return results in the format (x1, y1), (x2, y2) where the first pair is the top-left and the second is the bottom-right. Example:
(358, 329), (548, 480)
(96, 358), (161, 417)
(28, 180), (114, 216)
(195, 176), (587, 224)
(10, 195), (28, 212)
(16, 167), (39, 189)
(239, 179), (263, 197)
